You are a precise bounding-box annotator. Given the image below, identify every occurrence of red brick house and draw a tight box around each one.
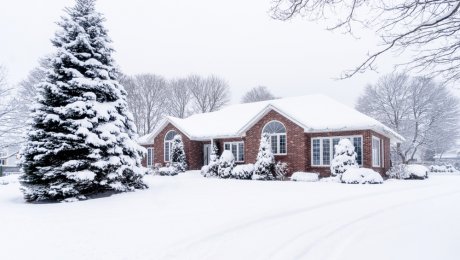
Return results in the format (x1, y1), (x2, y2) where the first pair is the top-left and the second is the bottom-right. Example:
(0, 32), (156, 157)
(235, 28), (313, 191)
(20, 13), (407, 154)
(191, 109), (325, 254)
(138, 95), (404, 177)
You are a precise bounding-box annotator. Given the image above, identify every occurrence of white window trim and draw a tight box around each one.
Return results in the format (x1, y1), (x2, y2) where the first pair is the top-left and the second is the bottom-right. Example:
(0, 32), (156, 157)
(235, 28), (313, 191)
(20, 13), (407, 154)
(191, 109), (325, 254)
(164, 130), (177, 162)
(147, 148), (154, 167)
(311, 135), (363, 167)
(262, 121), (287, 155)
(224, 141), (245, 162)
(372, 136), (381, 167)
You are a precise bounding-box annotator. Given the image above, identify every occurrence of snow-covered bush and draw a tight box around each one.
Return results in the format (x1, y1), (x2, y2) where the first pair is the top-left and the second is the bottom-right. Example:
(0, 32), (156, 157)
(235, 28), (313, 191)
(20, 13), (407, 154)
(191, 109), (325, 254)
(275, 161), (289, 180)
(291, 172), (319, 182)
(171, 135), (187, 173)
(19, 0), (147, 202)
(330, 139), (358, 176)
(158, 166), (178, 176)
(218, 150), (235, 179)
(341, 168), (384, 184)
(253, 133), (275, 180)
(429, 164), (457, 173)
(387, 164), (429, 179)
(405, 165), (429, 179)
(231, 164), (254, 180)
(201, 144), (219, 178)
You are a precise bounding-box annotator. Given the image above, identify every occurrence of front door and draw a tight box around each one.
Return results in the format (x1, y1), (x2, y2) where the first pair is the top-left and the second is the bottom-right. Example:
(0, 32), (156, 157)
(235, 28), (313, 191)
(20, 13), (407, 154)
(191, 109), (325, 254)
(203, 144), (211, 165)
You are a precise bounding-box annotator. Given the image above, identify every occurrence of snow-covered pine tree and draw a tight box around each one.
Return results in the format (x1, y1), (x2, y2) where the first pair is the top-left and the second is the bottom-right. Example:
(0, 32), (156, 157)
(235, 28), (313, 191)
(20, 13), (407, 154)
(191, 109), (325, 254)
(218, 150), (235, 178)
(171, 135), (187, 172)
(253, 133), (275, 180)
(201, 143), (219, 177)
(20, 0), (147, 202)
(330, 139), (358, 176)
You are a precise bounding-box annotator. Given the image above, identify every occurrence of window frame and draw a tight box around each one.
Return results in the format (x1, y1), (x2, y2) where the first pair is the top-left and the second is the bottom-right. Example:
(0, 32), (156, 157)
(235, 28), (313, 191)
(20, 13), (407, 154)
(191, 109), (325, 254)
(372, 136), (381, 167)
(311, 135), (363, 167)
(223, 141), (245, 162)
(147, 147), (154, 167)
(262, 121), (287, 155)
(164, 130), (178, 162)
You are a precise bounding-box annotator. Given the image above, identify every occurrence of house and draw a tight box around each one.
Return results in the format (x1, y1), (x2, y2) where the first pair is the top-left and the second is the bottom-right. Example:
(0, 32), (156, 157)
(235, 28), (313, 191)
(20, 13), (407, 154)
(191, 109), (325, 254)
(0, 144), (21, 175)
(138, 95), (404, 177)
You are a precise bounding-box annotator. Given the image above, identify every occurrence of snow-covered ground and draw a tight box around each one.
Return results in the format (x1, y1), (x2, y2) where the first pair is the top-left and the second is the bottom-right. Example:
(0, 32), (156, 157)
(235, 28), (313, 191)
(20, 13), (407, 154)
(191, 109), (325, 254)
(1, 172), (460, 260)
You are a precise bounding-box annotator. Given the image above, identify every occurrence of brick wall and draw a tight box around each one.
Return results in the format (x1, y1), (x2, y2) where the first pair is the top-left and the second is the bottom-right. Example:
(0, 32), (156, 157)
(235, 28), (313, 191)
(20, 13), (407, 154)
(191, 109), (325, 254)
(306, 130), (391, 177)
(151, 123), (204, 170)
(245, 110), (307, 174)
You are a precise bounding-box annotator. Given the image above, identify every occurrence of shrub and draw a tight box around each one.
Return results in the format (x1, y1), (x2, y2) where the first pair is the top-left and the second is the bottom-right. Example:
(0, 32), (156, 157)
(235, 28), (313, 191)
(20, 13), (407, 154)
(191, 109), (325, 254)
(171, 135), (187, 173)
(253, 133), (275, 180)
(275, 161), (289, 180)
(218, 150), (235, 179)
(429, 164), (456, 173)
(330, 139), (358, 176)
(291, 172), (319, 182)
(341, 168), (383, 184)
(202, 144), (219, 178)
(387, 164), (429, 179)
(158, 166), (178, 176)
(231, 164), (254, 179)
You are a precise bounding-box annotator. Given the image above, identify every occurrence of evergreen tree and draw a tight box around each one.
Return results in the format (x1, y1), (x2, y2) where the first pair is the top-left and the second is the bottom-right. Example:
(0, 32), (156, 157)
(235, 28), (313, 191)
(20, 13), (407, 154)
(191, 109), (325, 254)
(330, 139), (358, 176)
(253, 133), (275, 180)
(20, 0), (147, 202)
(171, 135), (187, 172)
(218, 150), (235, 179)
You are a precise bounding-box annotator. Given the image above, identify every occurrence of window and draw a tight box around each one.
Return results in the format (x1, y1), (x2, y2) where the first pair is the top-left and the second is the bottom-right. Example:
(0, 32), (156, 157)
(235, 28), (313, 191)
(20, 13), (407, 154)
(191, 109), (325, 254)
(0, 159), (5, 166)
(372, 136), (381, 167)
(224, 142), (244, 162)
(164, 130), (177, 162)
(147, 148), (154, 167)
(262, 121), (287, 155)
(312, 136), (363, 166)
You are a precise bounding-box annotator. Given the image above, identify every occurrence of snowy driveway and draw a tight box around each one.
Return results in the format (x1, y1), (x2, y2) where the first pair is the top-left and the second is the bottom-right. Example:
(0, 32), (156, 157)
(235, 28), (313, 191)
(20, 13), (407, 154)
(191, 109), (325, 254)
(1, 172), (459, 260)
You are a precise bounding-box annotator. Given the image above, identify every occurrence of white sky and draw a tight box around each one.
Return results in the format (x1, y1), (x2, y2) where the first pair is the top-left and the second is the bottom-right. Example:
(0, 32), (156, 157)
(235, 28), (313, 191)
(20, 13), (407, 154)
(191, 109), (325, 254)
(0, 0), (405, 106)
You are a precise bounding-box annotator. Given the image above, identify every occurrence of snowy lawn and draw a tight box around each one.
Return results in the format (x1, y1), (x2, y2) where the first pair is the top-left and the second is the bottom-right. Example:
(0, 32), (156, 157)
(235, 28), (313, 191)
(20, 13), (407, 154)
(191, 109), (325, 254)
(1, 172), (460, 260)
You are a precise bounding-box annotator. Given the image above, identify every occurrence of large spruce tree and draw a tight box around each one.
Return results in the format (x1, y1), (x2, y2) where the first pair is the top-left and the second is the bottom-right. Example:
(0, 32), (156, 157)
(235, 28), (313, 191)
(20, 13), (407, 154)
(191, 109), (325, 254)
(20, 0), (147, 202)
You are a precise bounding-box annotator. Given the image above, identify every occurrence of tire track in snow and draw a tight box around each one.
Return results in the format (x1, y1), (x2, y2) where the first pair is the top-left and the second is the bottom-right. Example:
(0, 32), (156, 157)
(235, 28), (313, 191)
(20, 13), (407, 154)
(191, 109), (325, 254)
(161, 182), (444, 259)
(292, 188), (460, 260)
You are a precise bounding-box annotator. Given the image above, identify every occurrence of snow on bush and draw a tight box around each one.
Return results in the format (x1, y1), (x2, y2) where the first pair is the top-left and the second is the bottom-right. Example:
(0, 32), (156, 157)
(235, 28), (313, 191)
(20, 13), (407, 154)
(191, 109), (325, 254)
(429, 164), (457, 173)
(341, 168), (384, 184)
(275, 161), (289, 180)
(330, 139), (358, 176)
(158, 166), (178, 176)
(387, 164), (429, 180)
(291, 172), (319, 182)
(0, 174), (19, 185)
(201, 144), (219, 178)
(218, 150), (235, 179)
(231, 164), (254, 180)
(405, 165), (429, 179)
(171, 135), (187, 173)
(253, 133), (275, 180)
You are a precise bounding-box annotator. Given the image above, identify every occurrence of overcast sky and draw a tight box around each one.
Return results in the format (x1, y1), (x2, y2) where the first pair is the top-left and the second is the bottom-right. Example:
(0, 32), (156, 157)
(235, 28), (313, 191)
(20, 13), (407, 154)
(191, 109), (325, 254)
(0, 0), (405, 106)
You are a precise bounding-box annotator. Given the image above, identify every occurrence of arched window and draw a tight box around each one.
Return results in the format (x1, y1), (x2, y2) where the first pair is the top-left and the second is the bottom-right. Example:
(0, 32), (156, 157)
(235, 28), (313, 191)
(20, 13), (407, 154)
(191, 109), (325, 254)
(164, 130), (177, 162)
(262, 121), (287, 155)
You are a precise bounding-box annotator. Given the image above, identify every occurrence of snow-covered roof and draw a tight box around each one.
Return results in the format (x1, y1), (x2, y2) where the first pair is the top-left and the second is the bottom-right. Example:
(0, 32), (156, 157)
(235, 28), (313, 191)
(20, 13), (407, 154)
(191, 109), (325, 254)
(144, 95), (404, 144)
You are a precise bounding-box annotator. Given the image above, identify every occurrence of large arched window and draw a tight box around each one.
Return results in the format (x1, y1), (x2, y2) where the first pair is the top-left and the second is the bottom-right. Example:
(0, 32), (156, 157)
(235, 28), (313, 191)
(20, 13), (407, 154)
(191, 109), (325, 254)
(164, 130), (177, 162)
(262, 121), (287, 155)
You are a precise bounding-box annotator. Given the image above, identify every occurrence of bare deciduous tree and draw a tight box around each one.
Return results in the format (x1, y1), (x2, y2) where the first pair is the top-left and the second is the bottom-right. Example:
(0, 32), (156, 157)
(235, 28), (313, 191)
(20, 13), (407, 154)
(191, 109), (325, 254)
(121, 74), (169, 136)
(0, 66), (24, 148)
(271, 0), (460, 83)
(241, 86), (276, 103)
(356, 73), (460, 163)
(188, 75), (230, 113)
(168, 78), (193, 118)
(18, 57), (51, 106)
